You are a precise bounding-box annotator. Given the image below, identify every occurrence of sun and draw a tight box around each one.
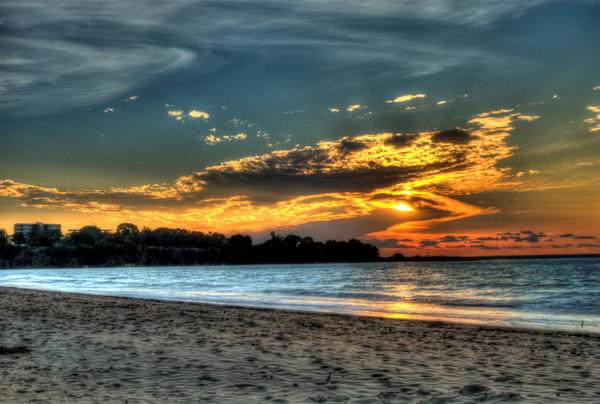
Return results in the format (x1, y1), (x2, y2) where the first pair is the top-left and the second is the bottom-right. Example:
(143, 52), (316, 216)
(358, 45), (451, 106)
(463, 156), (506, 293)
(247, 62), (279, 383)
(393, 203), (413, 212)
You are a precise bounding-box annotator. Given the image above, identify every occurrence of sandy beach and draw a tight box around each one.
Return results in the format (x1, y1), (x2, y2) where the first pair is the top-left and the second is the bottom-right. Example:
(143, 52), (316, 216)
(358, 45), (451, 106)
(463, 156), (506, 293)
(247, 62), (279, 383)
(1, 287), (599, 403)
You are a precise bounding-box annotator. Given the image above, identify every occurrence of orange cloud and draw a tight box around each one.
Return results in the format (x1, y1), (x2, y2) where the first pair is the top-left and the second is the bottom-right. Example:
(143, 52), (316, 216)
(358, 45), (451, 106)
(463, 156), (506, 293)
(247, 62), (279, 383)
(1, 108), (542, 234)
(584, 106), (600, 131)
(188, 110), (210, 119)
(387, 94), (426, 103)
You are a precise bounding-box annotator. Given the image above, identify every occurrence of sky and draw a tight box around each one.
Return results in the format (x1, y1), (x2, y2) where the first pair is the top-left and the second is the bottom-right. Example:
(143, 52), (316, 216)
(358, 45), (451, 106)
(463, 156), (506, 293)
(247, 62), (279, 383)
(1, 0), (599, 257)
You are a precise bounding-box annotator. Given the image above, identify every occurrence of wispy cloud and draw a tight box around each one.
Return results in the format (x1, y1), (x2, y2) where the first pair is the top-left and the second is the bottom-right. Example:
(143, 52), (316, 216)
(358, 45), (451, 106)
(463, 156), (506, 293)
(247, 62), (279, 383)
(0, 0), (554, 117)
(168, 109), (210, 121)
(387, 94), (426, 104)
(583, 106), (600, 131)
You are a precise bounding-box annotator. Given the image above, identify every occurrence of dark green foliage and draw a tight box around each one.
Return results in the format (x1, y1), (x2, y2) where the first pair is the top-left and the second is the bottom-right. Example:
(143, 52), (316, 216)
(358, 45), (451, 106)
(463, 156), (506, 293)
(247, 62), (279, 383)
(116, 222), (139, 236)
(68, 226), (102, 246)
(1, 223), (380, 268)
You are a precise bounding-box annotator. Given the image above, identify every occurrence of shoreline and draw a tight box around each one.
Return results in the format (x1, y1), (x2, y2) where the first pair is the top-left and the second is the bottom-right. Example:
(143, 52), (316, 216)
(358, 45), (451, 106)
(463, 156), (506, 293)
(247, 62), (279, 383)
(3, 284), (598, 335)
(1, 286), (599, 402)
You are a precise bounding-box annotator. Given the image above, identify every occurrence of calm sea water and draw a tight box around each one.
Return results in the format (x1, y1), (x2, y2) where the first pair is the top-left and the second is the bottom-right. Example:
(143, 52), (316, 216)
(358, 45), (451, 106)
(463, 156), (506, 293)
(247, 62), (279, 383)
(1, 258), (598, 333)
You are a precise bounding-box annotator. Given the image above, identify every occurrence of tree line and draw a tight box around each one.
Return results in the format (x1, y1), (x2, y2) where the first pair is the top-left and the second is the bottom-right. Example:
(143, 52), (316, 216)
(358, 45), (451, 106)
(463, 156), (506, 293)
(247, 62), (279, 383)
(0, 224), (380, 268)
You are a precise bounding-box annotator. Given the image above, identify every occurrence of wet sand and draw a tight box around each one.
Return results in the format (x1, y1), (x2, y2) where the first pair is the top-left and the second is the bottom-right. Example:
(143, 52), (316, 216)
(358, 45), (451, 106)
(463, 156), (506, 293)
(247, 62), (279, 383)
(1, 286), (599, 403)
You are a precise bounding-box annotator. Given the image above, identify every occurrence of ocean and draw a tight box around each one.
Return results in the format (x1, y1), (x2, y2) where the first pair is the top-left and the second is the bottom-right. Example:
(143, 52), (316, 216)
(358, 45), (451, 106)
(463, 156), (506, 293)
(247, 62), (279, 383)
(1, 257), (598, 333)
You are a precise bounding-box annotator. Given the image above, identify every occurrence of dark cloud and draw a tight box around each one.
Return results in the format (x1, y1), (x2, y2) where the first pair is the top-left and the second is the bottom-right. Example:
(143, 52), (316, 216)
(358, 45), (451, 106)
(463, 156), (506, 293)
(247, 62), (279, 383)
(577, 244), (600, 249)
(514, 234), (541, 243)
(182, 145), (475, 200)
(471, 244), (500, 250)
(557, 234), (595, 240)
(431, 129), (478, 145)
(384, 134), (418, 149)
(338, 140), (369, 155)
(493, 230), (549, 243)
(437, 235), (469, 243)
(419, 240), (439, 247)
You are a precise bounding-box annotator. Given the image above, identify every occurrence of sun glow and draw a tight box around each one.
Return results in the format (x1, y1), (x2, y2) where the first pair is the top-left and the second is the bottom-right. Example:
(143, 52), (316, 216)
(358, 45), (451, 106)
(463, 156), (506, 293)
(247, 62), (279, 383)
(393, 203), (413, 212)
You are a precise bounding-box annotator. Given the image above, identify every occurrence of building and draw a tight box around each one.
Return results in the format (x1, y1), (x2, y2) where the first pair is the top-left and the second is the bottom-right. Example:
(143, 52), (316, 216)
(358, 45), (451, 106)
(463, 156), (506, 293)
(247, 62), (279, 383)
(14, 222), (61, 235)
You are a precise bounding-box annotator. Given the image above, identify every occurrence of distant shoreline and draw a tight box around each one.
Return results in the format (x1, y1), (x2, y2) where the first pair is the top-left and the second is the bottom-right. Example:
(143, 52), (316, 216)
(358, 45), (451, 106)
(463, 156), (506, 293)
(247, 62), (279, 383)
(2, 253), (597, 270)
(385, 253), (599, 262)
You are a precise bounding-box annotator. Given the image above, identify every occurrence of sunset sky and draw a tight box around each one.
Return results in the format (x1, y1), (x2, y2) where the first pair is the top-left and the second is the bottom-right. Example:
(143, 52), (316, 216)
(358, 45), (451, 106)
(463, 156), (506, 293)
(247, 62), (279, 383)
(1, 0), (599, 256)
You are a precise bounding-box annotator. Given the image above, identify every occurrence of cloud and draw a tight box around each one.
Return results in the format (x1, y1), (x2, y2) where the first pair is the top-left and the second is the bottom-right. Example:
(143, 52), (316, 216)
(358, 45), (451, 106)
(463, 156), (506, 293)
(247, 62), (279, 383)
(0, 115), (516, 232)
(471, 244), (500, 250)
(189, 110), (210, 119)
(204, 133), (247, 145)
(437, 235), (471, 243)
(491, 230), (549, 243)
(557, 233), (595, 240)
(2, 103), (552, 234)
(431, 129), (478, 145)
(387, 94), (426, 103)
(583, 106), (600, 131)
(0, 0), (554, 117)
(1, 36), (195, 116)
(468, 110), (539, 131)
(419, 240), (439, 247)
(395, 244), (419, 249)
(477, 236), (508, 241)
(384, 134), (419, 149)
(338, 139), (369, 155)
(168, 109), (211, 121)
(514, 234), (541, 243)
(347, 105), (362, 112)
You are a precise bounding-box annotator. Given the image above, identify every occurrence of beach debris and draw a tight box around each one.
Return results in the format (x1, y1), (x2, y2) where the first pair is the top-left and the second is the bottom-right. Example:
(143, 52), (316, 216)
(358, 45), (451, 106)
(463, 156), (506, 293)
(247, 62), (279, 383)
(64, 391), (82, 398)
(308, 395), (348, 402)
(0, 345), (30, 355)
(458, 384), (488, 395)
(378, 392), (397, 399)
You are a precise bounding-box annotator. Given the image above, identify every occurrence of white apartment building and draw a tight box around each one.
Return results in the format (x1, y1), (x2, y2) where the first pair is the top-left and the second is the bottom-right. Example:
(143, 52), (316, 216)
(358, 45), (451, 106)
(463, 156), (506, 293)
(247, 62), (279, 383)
(14, 222), (61, 235)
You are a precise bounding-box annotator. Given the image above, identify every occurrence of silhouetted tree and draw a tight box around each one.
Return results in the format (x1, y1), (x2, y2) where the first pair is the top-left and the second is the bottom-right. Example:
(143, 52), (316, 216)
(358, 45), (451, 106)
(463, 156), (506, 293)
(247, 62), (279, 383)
(69, 226), (102, 246)
(116, 223), (139, 236)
